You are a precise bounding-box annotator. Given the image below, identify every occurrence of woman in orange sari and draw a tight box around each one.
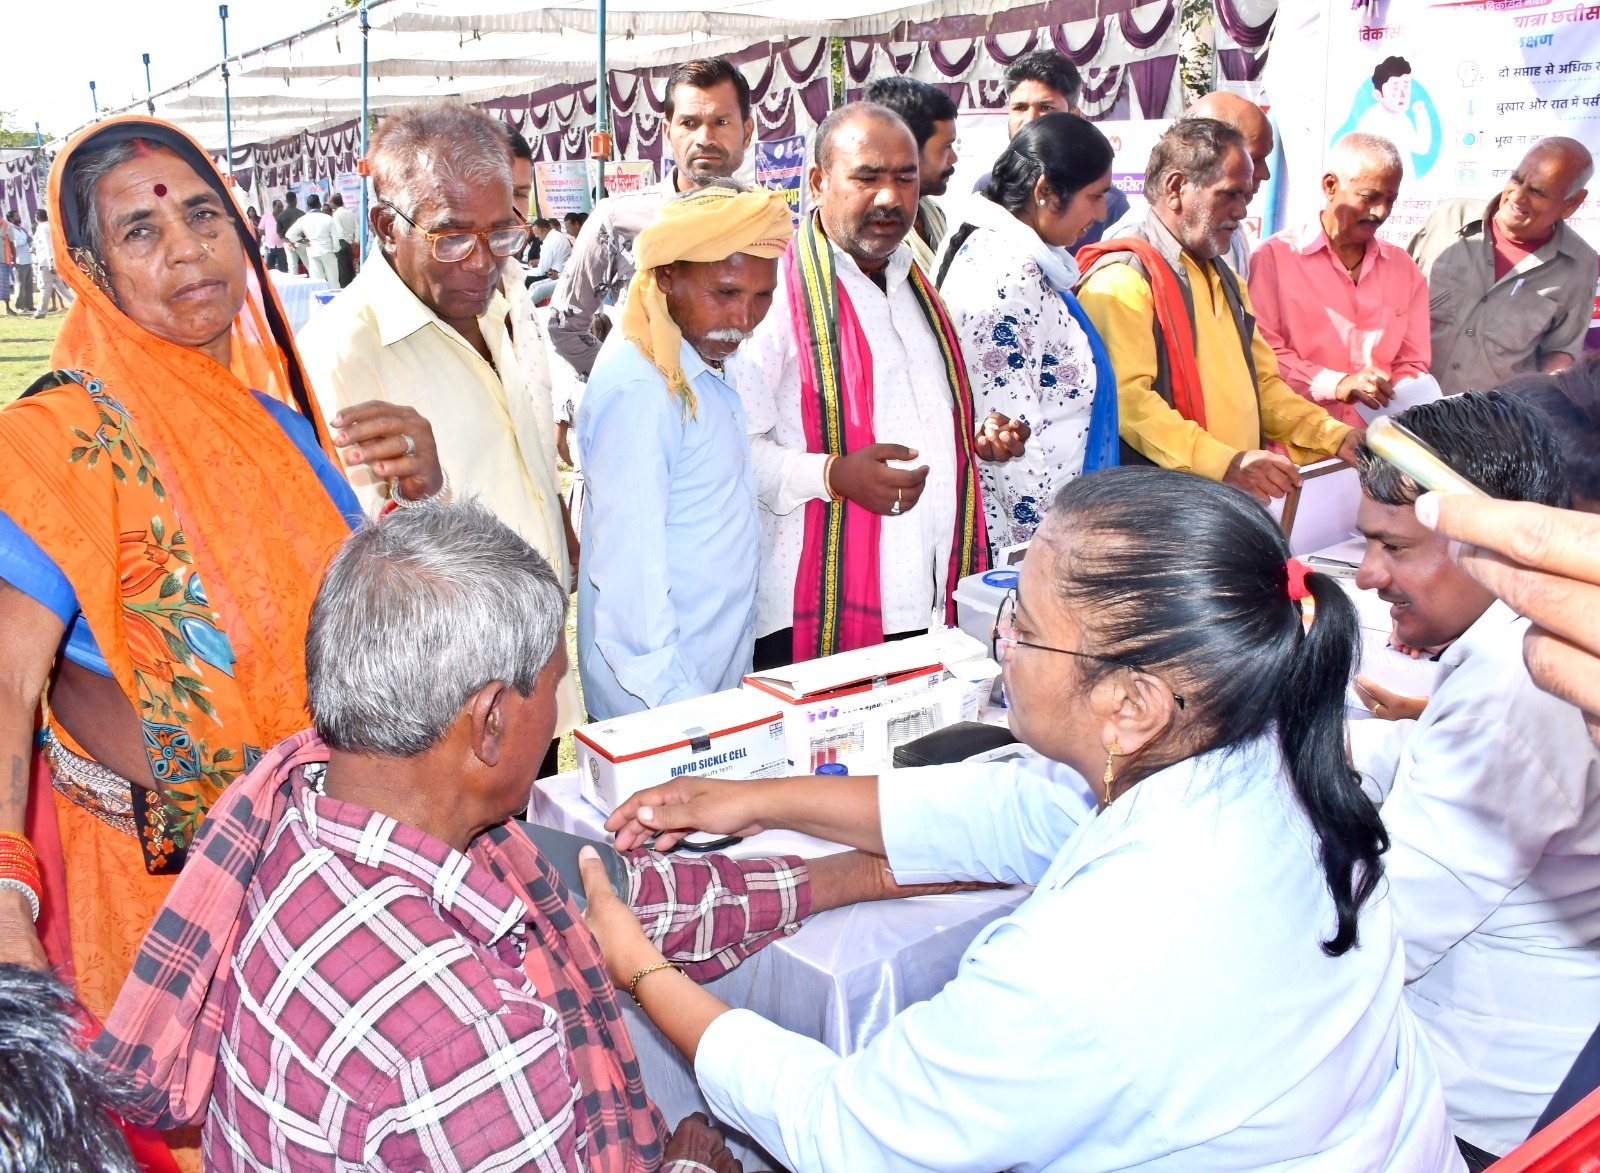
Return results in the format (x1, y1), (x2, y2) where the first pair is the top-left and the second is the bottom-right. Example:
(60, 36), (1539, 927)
(0, 119), (443, 1064)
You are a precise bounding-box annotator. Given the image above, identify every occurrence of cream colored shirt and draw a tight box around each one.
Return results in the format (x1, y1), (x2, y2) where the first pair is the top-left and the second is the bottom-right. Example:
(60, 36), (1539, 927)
(298, 250), (579, 734)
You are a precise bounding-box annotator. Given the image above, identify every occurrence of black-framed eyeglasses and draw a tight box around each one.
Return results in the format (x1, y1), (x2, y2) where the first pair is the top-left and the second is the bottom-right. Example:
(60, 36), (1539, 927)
(380, 200), (531, 263)
(991, 590), (1185, 710)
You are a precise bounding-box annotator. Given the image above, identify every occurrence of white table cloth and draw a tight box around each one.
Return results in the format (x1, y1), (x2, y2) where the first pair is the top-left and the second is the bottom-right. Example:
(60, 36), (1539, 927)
(527, 771), (1028, 1169)
(268, 269), (330, 334)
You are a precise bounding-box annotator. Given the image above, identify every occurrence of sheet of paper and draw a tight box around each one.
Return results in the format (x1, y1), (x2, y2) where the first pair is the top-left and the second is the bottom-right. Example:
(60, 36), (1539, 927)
(1287, 463), (1362, 556)
(1354, 373), (1443, 424)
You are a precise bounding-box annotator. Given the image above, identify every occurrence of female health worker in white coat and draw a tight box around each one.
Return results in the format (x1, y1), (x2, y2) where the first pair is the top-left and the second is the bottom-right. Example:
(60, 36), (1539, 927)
(579, 466), (1465, 1172)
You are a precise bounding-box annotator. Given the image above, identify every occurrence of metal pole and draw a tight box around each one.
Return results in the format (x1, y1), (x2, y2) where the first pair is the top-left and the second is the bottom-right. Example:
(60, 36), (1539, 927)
(35, 123), (45, 190)
(359, 0), (370, 260)
(594, 0), (608, 199)
(219, 7), (234, 176)
(143, 54), (154, 115)
(90, 81), (99, 119)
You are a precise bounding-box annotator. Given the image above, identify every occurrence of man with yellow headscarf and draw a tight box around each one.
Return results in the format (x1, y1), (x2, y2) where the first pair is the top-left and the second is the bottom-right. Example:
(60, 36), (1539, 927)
(576, 181), (794, 719)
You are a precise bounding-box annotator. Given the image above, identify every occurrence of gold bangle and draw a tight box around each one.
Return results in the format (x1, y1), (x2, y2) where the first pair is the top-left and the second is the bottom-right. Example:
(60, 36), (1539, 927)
(627, 961), (683, 1005)
(823, 454), (842, 503)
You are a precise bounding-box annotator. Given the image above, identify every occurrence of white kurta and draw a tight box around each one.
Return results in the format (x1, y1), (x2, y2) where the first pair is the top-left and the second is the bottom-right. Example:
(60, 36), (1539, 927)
(729, 239), (958, 639)
(695, 738), (1464, 1172)
(1351, 600), (1600, 1154)
(297, 251), (579, 735)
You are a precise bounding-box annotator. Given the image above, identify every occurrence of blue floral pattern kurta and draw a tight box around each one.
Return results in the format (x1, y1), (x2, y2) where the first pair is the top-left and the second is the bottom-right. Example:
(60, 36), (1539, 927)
(941, 230), (1098, 551)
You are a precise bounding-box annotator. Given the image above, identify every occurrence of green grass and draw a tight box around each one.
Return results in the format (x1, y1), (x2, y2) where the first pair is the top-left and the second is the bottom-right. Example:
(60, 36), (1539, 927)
(0, 308), (64, 405)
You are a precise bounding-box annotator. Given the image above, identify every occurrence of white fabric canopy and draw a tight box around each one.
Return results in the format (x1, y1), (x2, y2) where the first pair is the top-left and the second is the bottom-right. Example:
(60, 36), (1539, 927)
(83, 0), (1062, 150)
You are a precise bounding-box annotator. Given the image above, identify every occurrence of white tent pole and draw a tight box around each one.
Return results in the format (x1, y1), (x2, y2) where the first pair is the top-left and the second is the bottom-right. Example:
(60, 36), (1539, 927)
(219, 8), (234, 176)
(360, 0), (371, 260)
(594, 0), (609, 199)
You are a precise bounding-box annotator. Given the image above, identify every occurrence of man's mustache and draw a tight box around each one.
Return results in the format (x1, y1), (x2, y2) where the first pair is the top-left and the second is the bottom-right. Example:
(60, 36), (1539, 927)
(702, 326), (752, 345)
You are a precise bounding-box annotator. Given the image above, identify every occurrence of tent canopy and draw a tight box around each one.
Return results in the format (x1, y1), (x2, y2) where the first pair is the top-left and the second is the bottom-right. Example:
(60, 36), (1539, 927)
(87, 0), (1112, 151)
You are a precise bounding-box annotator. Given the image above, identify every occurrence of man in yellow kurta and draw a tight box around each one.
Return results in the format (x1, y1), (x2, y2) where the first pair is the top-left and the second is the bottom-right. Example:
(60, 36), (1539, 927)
(1078, 118), (1359, 501)
(299, 102), (581, 757)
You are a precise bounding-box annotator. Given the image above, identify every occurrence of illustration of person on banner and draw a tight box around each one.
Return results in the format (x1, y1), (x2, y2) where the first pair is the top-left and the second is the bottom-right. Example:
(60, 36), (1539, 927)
(1336, 56), (1442, 180)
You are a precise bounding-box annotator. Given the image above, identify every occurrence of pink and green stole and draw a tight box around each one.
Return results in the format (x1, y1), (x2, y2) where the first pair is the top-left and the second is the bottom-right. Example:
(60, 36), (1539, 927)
(786, 212), (987, 664)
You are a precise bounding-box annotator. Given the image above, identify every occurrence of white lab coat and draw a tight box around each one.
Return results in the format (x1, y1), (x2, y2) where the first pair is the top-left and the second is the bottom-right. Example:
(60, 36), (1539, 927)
(1351, 599), (1600, 1154)
(696, 737), (1465, 1171)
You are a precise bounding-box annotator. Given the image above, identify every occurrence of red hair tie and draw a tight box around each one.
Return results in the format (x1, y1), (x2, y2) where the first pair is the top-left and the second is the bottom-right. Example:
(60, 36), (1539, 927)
(1285, 557), (1313, 602)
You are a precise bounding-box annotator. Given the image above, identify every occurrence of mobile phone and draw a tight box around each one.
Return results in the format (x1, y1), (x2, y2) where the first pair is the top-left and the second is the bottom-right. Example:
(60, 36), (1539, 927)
(1365, 417), (1490, 498)
(514, 820), (630, 911)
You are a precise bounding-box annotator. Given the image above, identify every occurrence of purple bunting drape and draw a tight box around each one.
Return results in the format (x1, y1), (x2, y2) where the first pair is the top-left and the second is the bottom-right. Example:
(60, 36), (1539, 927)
(1214, 0), (1275, 49)
(1119, 0), (1175, 50)
(1128, 54), (1179, 114)
(1218, 47), (1268, 80)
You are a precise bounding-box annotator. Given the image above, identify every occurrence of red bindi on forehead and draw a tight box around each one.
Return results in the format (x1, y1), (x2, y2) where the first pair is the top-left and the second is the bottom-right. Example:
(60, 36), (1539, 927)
(154, 183), (167, 197)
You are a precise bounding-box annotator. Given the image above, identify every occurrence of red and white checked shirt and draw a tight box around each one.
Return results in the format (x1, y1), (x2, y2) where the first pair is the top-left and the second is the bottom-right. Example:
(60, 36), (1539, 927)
(202, 767), (809, 1171)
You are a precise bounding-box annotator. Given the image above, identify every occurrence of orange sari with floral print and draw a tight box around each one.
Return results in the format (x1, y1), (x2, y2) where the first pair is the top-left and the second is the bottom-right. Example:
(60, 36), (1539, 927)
(0, 117), (350, 1030)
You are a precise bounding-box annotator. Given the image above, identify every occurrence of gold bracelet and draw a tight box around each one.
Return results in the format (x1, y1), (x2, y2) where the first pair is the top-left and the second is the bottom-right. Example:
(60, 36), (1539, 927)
(823, 454), (842, 503)
(627, 961), (683, 1005)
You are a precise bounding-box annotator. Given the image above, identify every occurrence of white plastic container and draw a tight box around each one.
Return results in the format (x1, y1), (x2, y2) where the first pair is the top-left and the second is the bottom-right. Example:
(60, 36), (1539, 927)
(952, 567), (1020, 649)
(742, 629), (994, 773)
(574, 689), (789, 812)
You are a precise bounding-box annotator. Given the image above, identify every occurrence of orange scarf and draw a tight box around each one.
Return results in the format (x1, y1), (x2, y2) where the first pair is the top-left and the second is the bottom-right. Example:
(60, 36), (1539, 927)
(1075, 235), (1209, 430)
(0, 117), (350, 870)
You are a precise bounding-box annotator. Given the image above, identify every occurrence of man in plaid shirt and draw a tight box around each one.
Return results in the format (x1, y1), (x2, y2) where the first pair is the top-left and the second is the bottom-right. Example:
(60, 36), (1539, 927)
(97, 503), (931, 1172)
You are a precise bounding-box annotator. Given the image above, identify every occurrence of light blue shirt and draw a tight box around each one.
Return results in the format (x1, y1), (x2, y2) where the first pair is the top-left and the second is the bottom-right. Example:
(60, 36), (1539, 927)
(694, 738), (1463, 1172)
(576, 337), (759, 719)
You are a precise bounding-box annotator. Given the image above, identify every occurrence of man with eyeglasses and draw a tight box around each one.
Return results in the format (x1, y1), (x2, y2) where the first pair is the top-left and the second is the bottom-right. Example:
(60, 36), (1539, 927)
(299, 101), (582, 774)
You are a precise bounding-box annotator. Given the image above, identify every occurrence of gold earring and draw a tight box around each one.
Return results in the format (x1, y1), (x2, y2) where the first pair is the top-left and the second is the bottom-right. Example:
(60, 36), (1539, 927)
(1102, 742), (1121, 808)
(71, 247), (112, 295)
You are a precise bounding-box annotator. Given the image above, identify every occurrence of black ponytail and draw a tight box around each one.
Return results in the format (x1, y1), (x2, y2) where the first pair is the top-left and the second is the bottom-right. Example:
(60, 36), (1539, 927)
(982, 112), (1113, 216)
(1044, 468), (1386, 957)
(1275, 571), (1389, 956)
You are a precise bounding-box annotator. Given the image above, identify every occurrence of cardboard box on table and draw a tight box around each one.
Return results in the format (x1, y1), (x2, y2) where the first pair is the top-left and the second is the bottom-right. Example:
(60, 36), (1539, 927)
(743, 629), (999, 773)
(574, 689), (789, 812)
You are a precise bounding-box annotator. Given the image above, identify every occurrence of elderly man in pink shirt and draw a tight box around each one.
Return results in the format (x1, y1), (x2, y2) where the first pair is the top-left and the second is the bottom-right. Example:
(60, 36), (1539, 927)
(1250, 133), (1431, 426)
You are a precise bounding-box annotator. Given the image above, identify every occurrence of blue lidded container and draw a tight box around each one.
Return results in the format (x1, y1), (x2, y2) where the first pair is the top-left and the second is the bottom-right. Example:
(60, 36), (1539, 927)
(816, 763), (849, 776)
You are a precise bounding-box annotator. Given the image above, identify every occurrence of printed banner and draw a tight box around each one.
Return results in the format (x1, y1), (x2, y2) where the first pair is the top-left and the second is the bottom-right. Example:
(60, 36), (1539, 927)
(755, 134), (808, 224)
(336, 173), (364, 211)
(1297, 0), (1600, 249)
(535, 160), (593, 218)
(589, 159), (656, 198)
(291, 179), (329, 205)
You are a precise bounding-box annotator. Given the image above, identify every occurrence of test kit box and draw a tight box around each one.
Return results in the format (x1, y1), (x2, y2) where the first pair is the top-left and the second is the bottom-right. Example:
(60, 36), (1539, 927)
(743, 629), (996, 773)
(574, 688), (789, 812)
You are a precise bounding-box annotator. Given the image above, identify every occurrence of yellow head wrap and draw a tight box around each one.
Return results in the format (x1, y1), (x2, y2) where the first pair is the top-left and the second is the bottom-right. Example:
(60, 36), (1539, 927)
(620, 184), (795, 417)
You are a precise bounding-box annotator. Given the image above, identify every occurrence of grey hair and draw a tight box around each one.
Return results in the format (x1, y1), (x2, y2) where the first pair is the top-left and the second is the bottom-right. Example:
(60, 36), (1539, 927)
(71, 137), (161, 266)
(1327, 133), (1403, 182)
(1144, 116), (1247, 198)
(305, 500), (568, 757)
(368, 102), (515, 227)
(1528, 135), (1595, 197)
(0, 964), (137, 1173)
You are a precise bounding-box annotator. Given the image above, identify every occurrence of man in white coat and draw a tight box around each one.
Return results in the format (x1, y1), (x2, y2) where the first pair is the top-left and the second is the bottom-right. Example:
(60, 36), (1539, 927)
(1351, 389), (1600, 1168)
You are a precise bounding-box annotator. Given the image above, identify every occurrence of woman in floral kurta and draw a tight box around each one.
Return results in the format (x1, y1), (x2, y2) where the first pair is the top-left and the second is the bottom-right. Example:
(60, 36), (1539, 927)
(935, 113), (1118, 554)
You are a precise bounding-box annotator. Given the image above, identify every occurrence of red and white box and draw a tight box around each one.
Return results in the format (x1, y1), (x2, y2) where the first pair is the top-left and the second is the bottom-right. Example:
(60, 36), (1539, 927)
(574, 689), (789, 812)
(743, 629), (994, 773)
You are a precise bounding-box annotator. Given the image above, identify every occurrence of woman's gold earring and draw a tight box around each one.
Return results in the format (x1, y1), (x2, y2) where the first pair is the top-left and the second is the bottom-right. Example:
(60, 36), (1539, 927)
(1102, 742), (1121, 806)
(71, 247), (112, 296)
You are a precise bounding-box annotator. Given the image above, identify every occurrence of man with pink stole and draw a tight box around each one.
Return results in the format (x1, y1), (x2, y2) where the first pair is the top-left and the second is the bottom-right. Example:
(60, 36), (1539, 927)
(731, 102), (989, 671)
